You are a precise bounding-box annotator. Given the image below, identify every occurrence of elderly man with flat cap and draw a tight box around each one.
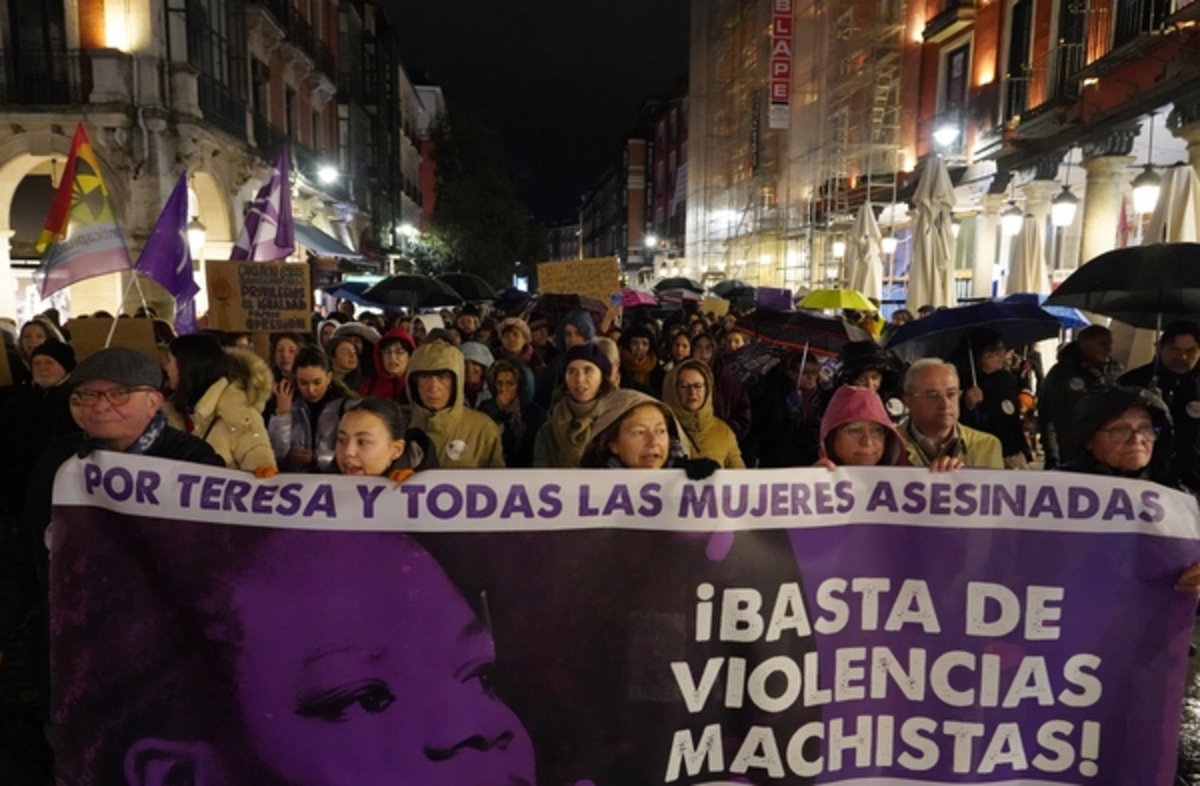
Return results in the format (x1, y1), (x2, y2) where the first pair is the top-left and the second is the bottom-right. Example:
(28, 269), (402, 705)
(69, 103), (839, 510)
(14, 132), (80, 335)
(0, 348), (222, 779)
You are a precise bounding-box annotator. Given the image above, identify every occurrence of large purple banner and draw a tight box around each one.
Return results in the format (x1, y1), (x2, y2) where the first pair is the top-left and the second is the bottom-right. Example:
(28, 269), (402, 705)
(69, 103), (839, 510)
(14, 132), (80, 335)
(50, 455), (1200, 785)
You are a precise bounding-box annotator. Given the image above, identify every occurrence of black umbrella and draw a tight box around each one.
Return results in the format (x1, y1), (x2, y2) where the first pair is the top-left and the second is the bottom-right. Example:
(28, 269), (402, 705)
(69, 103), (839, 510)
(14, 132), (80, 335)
(883, 301), (1061, 364)
(711, 279), (755, 299)
(528, 292), (609, 328)
(493, 285), (532, 315)
(437, 272), (498, 302)
(1044, 243), (1200, 330)
(653, 277), (704, 294)
(361, 274), (463, 310)
(737, 309), (871, 355)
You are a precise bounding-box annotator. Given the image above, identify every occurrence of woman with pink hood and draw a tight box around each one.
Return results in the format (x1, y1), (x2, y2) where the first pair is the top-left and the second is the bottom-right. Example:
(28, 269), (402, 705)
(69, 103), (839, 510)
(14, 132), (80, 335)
(814, 385), (912, 468)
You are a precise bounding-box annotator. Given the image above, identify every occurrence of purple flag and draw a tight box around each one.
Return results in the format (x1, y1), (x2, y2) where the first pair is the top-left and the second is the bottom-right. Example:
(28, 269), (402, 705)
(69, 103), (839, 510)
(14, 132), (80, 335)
(231, 146), (295, 261)
(137, 174), (199, 334)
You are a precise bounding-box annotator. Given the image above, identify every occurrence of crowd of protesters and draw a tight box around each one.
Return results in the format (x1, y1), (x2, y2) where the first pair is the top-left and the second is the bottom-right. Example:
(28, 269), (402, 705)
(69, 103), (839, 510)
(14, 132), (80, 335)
(2, 295), (1200, 782)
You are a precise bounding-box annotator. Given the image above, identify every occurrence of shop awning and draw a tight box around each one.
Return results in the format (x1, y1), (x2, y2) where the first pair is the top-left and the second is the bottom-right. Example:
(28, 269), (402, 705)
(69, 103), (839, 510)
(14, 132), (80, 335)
(294, 221), (361, 258)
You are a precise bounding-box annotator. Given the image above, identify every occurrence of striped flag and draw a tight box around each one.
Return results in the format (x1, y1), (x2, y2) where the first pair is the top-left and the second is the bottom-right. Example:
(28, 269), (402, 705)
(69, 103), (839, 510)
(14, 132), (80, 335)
(231, 146), (295, 261)
(35, 124), (133, 297)
(137, 174), (199, 334)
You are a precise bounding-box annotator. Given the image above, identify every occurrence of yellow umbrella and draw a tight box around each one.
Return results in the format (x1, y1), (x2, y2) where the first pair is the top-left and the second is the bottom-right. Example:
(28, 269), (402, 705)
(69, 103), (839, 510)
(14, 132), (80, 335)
(797, 288), (875, 312)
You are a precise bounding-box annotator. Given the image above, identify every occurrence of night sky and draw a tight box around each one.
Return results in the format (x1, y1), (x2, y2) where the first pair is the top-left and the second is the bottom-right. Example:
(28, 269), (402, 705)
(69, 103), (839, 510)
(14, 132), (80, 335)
(384, 0), (691, 222)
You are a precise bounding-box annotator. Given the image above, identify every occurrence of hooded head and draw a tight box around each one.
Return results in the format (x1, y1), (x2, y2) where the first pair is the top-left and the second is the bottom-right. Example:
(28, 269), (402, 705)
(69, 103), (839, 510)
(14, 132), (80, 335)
(662, 358), (715, 432)
(556, 310), (596, 349)
(407, 342), (465, 420)
(580, 389), (686, 468)
(1072, 385), (1172, 477)
(819, 386), (907, 466)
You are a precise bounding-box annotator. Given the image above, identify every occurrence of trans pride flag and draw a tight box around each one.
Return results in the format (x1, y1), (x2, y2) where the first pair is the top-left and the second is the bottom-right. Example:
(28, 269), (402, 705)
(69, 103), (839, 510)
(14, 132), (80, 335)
(35, 124), (133, 297)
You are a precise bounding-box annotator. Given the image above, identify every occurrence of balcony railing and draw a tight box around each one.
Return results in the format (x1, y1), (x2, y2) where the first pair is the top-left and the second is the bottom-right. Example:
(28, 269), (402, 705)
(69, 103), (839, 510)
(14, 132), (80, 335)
(1003, 43), (1085, 123)
(198, 73), (247, 140)
(282, 7), (336, 79)
(0, 50), (91, 106)
(1084, 0), (1196, 67)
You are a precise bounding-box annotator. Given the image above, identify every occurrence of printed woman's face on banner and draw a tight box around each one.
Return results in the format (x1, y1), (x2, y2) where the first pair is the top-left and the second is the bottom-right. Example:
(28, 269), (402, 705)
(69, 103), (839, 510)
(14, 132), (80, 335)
(228, 534), (537, 786)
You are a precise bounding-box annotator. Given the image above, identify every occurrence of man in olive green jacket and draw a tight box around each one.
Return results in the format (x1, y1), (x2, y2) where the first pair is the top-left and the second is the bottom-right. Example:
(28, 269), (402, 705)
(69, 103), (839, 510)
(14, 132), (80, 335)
(408, 342), (505, 468)
(899, 358), (1004, 470)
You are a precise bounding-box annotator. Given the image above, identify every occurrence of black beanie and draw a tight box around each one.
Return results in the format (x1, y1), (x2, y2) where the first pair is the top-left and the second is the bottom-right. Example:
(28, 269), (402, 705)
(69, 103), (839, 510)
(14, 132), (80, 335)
(30, 340), (76, 374)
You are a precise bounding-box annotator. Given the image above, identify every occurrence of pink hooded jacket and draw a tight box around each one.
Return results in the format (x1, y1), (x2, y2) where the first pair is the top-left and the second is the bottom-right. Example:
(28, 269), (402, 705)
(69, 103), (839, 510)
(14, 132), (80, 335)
(818, 386), (909, 466)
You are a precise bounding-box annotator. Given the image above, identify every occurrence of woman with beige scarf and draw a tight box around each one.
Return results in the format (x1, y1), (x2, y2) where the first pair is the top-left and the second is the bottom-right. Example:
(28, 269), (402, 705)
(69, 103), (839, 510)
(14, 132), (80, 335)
(661, 358), (745, 468)
(532, 343), (616, 468)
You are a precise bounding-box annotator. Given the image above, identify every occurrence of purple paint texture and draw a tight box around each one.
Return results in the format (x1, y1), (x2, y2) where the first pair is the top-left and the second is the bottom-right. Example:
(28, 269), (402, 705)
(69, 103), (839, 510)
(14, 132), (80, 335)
(787, 524), (1198, 784)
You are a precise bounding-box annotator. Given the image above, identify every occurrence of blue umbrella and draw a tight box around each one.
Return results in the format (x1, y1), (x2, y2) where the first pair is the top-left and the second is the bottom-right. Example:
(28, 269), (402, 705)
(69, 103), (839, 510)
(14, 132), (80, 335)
(883, 301), (1062, 363)
(1001, 293), (1089, 329)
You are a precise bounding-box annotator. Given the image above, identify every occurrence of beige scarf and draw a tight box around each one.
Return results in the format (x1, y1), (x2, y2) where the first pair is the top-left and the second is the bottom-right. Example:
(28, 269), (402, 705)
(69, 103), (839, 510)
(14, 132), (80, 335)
(550, 395), (602, 466)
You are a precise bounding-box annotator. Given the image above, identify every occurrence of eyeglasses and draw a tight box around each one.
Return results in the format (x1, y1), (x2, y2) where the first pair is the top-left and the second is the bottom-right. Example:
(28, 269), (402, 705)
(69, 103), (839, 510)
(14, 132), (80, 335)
(1097, 424), (1160, 442)
(840, 423), (889, 440)
(69, 386), (156, 407)
(676, 382), (706, 393)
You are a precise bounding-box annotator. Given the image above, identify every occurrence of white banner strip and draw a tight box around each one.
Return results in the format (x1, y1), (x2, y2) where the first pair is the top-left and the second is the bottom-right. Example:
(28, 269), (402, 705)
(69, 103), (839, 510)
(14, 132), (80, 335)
(51, 453), (1200, 539)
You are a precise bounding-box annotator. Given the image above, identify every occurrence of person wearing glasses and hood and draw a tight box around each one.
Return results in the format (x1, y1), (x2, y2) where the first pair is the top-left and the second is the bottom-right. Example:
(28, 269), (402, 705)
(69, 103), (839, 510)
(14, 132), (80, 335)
(359, 327), (417, 406)
(1057, 385), (1177, 485)
(661, 358), (744, 468)
(814, 385), (912, 469)
(407, 342), (505, 468)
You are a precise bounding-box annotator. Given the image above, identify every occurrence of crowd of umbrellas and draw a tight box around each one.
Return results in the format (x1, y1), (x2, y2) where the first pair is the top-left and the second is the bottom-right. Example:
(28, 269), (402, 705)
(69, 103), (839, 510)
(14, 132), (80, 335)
(324, 240), (1200, 385)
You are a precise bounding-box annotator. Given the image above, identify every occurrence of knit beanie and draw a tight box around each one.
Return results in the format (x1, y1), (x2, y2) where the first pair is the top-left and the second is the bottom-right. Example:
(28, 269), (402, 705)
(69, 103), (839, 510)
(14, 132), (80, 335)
(31, 339), (76, 373)
(562, 342), (612, 381)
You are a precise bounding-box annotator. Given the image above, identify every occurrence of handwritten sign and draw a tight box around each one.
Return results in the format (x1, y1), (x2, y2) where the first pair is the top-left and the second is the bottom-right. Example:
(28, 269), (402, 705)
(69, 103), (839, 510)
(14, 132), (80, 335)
(206, 260), (312, 333)
(538, 257), (620, 303)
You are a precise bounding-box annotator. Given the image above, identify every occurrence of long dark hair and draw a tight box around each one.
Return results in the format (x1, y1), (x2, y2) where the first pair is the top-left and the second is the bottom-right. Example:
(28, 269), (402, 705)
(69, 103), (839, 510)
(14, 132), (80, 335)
(169, 334), (231, 410)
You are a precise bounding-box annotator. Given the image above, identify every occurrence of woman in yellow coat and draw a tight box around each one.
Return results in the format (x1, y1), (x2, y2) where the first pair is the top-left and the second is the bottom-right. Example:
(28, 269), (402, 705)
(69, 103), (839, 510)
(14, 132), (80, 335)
(661, 358), (745, 468)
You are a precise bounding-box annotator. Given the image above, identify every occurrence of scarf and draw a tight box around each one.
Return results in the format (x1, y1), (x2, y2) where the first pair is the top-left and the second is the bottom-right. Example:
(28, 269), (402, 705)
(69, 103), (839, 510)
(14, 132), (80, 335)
(549, 395), (602, 466)
(498, 344), (535, 366)
(362, 373), (408, 404)
(620, 348), (659, 386)
(499, 396), (526, 445)
(78, 410), (167, 458)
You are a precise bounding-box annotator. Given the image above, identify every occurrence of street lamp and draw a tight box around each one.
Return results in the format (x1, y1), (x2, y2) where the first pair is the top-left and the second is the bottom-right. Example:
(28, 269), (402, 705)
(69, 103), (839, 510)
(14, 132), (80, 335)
(1132, 112), (1161, 215)
(1051, 186), (1079, 228)
(1132, 167), (1161, 215)
(318, 164), (339, 185)
(645, 233), (659, 249)
(933, 122), (960, 149)
(187, 216), (207, 260)
(1000, 201), (1024, 237)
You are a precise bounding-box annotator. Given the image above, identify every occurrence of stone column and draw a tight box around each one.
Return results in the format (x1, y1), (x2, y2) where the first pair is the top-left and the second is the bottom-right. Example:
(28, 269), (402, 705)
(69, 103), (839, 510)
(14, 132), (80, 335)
(0, 229), (16, 319)
(1078, 155), (1134, 267)
(972, 193), (1005, 299)
(1168, 97), (1200, 171)
(1078, 124), (1138, 267)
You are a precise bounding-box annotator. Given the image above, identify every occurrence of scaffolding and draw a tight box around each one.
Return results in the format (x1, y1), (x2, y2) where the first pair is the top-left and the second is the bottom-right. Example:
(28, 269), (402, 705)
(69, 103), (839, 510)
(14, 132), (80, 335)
(685, 0), (908, 290)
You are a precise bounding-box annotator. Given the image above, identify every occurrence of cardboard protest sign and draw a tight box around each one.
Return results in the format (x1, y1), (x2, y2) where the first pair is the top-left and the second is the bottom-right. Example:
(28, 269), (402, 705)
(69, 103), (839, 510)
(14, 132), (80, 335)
(206, 260), (311, 333)
(66, 317), (159, 361)
(701, 296), (729, 316)
(52, 459), (1200, 785)
(538, 257), (620, 303)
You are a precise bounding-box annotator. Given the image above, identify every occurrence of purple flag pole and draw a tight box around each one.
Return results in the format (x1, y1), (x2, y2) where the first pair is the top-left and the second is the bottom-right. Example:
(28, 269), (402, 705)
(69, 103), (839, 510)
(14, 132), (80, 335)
(231, 146), (296, 262)
(137, 174), (200, 334)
